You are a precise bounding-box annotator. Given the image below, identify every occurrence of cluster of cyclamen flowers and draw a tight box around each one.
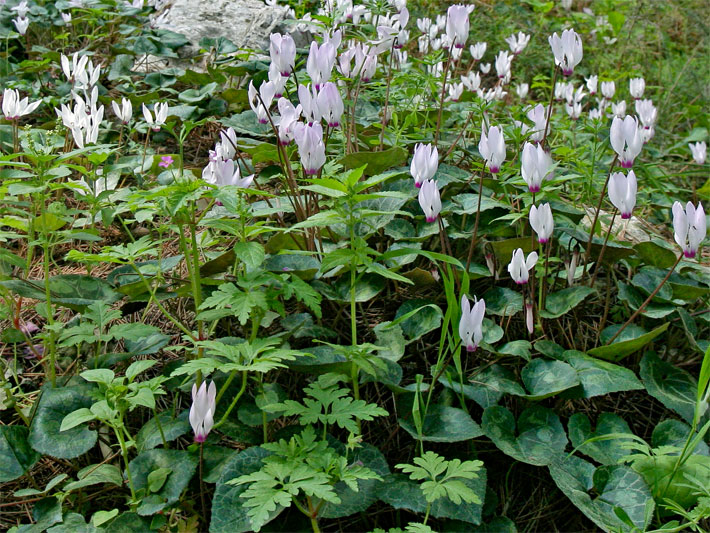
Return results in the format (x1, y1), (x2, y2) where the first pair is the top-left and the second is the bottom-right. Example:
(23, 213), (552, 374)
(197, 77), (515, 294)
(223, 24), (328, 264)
(410, 6), (706, 343)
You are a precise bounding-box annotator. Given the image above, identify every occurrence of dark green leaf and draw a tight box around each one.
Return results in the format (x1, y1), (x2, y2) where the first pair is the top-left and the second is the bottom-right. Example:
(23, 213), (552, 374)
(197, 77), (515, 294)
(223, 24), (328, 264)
(29, 385), (98, 459)
(482, 406), (567, 466)
(129, 449), (197, 516)
(399, 404), (483, 443)
(0, 426), (40, 482)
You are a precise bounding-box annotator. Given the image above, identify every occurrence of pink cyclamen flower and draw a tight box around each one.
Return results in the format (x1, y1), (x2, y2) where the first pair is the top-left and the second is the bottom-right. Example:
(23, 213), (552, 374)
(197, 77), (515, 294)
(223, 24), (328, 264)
(190, 380), (216, 443)
(158, 155), (174, 168)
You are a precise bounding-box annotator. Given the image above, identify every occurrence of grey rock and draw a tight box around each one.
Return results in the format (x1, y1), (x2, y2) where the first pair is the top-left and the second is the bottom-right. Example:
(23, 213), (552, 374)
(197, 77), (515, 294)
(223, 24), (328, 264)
(152, 0), (299, 56)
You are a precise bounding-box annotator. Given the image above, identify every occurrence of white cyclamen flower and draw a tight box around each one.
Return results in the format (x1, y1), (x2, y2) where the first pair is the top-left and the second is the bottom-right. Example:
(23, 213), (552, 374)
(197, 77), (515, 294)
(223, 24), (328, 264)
(548, 29), (583, 76)
(479, 124), (506, 174)
(445, 4), (470, 49)
(672, 201), (706, 259)
(269, 33), (296, 77)
(190, 381), (216, 443)
(111, 97), (132, 124)
(418, 179), (441, 222)
(521, 142), (553, 193)
(2, 88), (40, 119)
(529, 203), (554, 243)
(601, 81), (615, 99)
(505, 31), (530, 54)
(142, 102), (168, 131)
(629, 77), (645, 99)
(459, 294), (485, 352)
(689, 141), (706, 165)
(610, 115), (643, 168)
(608, 170), (637, 219)
(508, 248), (538, 285)
(410, 143), (438, 188)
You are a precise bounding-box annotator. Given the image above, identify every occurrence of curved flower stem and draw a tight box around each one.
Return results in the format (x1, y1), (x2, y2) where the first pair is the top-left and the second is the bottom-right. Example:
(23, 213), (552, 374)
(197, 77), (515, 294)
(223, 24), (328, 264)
(589, 207), (617, 287)
(434, 43), (456, 147)
(199, 442), (206, 523)
(378, 43), (396, 151)
(541, 65), (559, 148)
(465, 172), (485, 273)
(606, 254), (682, 345)
(582, 154), (619, 278)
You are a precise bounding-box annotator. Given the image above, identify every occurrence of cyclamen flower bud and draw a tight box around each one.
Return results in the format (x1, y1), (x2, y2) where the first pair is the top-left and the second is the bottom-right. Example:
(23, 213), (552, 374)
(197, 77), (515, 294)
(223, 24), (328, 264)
(529, 203), (554, 243)
(586, 75), (598, 95)
(516, 83), (529, 99)
(418, 179), (441, 223)
(548, 29), (583, 76)
(479, 124), (506, 174)
(410, 143), (438, 188)
(525, 302), (534, 334)
(459, 294), (485, 352)
(508, 248), (538, 285)
(672, 201), (706, 259)
(190, 380), (216, 443)
(608, 170), (637, 219)
(610, 115), (643, 168)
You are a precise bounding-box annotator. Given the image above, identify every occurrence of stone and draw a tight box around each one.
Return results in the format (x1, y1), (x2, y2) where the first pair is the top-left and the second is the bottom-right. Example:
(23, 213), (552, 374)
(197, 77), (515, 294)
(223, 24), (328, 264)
(152, 0), (297, 57)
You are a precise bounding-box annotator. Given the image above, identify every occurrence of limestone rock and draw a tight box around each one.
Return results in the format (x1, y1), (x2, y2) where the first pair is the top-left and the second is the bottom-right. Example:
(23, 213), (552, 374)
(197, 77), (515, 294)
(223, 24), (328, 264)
(152, 0), (296, 56)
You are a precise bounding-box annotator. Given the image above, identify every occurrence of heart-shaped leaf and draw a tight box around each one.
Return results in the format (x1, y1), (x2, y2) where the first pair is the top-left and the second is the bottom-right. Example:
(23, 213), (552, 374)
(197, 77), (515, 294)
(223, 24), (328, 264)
(639, 350), (699, 425)
(482, 405), (567, 466)
(540, 287), (596, 319)
(568, 413), (634, 465)
(129, 449), (197, 516)
(399, 404), (484, 443)
(589, 323), (669, 362)
(521, 359), (580, 399)
(0, 426), (40, 482)
(549, 456), (653, 532)
(29, 385), (98, 459)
